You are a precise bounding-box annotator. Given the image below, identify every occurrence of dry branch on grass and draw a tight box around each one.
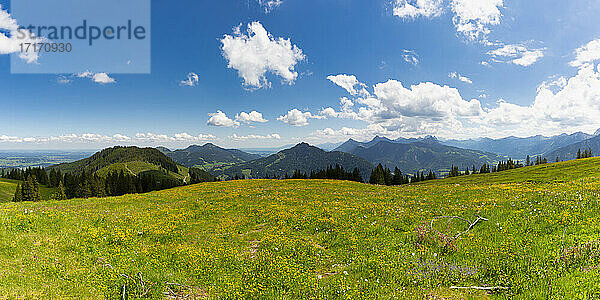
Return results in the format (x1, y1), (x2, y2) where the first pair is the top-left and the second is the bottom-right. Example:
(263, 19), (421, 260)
(430, 215), (489, 239)
(450, 285), (510, 290)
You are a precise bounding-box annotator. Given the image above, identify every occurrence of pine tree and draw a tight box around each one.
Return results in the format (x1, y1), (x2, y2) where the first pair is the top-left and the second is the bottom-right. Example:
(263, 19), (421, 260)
(52, 181), (67, 200)
(31, 176), (41, 201)
(12, 183), (23, 202)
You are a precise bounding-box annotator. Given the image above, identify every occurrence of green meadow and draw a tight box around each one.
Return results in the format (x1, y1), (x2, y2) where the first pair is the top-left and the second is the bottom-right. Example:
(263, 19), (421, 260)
(1, 158), (600, 298)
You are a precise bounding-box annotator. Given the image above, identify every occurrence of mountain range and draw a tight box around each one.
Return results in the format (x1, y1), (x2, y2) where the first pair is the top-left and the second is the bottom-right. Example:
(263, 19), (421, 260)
(334, 137), (500, 174)
(441, 132), (594, 158)
(207, 143), (374, 180)
(546, 134), (600, 161)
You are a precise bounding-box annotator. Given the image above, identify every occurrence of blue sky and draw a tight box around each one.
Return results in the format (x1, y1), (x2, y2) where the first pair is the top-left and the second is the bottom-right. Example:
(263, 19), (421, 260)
(1, 0), (600, 150)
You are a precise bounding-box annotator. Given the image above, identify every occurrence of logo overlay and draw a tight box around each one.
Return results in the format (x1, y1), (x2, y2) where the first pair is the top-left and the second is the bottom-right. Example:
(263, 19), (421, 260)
(10, 0), (150, 74)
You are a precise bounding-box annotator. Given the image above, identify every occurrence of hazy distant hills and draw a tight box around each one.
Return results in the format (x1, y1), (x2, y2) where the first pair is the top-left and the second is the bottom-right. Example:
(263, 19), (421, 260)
(441, 132), (593, 158)
(208, 143), (374, 179)
(546, 134), (600, 161)
(336, 138), (500, 174)
(162, 143), (261, 168)
(333, 136), (436, 153)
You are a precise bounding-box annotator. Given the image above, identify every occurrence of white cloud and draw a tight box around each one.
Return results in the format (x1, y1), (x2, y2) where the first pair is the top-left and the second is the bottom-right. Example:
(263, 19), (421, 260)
(230, 133), (281, 141)
(207, 110), (240, 127)
(75, 71), (116, 84)
(451, 0), (504, 42)
(309, 124), (396, 143)
(325, 64), (600, 139)
(487, 44), (545, 67)
(402, 49), (420, 66)
(180, 72), (199, 87)
(327, 74), (370, 96)
(259, 0), (283, 13)
(235, 111), (268, 123)
(570, 38), (600, 68)
(448, 72), (473, 84)
(391, 0), (504, 42)
(323, 75), (486, 137)
(277, 109), (325, 126)
(92, 73), (116, 84)
(0, 5), (44, 63)
(392, 0), (443, 19)
(221, 22), (305, 89)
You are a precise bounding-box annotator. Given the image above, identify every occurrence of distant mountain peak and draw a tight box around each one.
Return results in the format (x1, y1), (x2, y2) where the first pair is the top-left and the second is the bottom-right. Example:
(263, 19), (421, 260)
(595, 128), (600, 136)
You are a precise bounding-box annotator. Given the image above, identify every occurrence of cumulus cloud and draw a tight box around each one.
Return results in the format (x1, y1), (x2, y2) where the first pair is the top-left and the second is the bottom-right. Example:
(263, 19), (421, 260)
(221, 22), (305, 89)
(392, 0), (443, 19)
(487, 44), (545, 66)
(322, 74), (487, 137)
(277, 109), (325, 126)
(92, 73), (116, 84)
(230, 133), (281, 141)
(392, 0), (504, 42)
(570, 38), (600, 68)
(76, 71), (116, 84)
(402, 49), (420, 66)
(325, 65), (600, 139)
(235, 111), (268, 123)
(0, 5), (45, 63)
(180, 72), (199, 87)
(207, 111), (240, 127)
(327, 74), (369, 96)
(448, 72), (473, 84)
(450, 0), (504, 42)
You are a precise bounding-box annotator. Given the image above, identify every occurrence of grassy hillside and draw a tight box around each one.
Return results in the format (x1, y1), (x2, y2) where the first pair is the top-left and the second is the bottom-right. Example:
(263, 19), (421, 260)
(1, 159), (600, 297)
(429, 156), (600, 185)
(94, 161), (189, 181)
(50, 146), (180, 175)
(165, 143), (261, 168)
(0, 178), (57, 202)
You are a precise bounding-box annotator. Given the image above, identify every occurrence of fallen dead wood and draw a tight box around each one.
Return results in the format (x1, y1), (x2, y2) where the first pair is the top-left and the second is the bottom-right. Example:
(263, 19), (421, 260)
(450, 285), (510, 290)
(431, 215), (489, 239)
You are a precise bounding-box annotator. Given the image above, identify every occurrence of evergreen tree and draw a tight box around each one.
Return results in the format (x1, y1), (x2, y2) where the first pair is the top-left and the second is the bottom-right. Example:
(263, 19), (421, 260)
(447, 165), (460, 177)
(52, 181), (67, 200)
(12, 183), (23, 202)
(369, 164), (387, 185)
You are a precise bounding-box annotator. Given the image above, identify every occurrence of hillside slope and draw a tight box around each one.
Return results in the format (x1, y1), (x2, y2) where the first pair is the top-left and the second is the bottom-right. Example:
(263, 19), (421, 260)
(2, 159), (600, 297)
(209, 143), (374, 179)
(428, 156), (600, 185)
(0, 178), (57, 202)
(49, 147), (187, 176)
(164, 143), (261, 168)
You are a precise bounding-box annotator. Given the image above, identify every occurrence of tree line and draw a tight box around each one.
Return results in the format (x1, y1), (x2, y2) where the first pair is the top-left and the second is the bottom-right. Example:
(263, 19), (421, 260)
(577, 148), (593, 159)
(1, 166), (218, 202)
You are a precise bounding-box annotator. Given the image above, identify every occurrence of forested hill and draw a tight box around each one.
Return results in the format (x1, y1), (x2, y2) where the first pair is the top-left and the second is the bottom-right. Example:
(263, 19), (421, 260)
(208, 143), (374, 180)
(163, 143), (261, 168)
(49, 146), (180, 174)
